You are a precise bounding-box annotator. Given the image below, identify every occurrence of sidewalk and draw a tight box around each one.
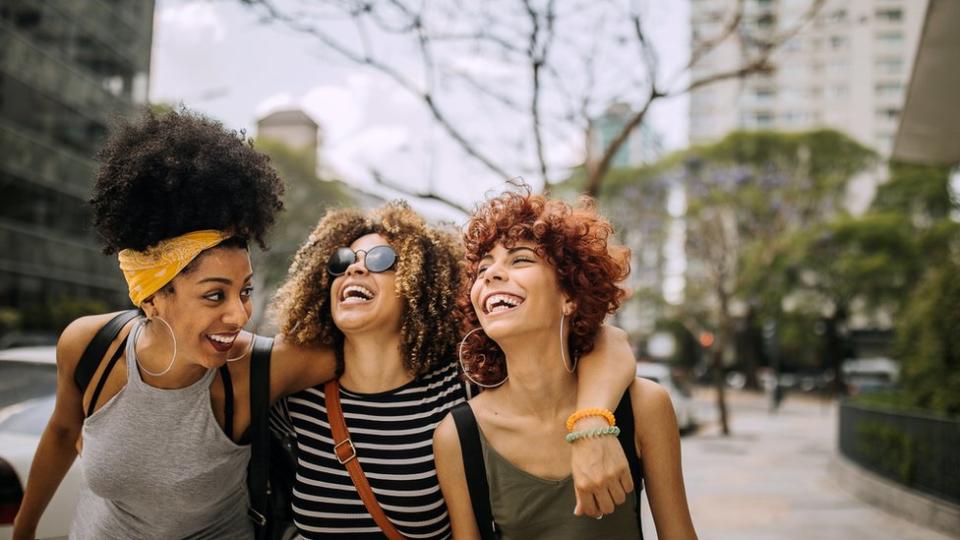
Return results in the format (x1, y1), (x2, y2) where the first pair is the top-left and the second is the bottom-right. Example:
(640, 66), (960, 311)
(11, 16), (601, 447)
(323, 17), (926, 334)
(638, 390), (956, 540)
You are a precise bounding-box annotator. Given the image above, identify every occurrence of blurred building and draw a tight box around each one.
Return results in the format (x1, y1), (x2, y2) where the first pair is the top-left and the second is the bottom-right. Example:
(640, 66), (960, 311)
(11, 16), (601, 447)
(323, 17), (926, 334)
(689, 0), (928, 157)
(257, 108), (322, 171)
(255, 107), (385, 210)
(590, 103), (664, 168)
(0, 1), (154, 334)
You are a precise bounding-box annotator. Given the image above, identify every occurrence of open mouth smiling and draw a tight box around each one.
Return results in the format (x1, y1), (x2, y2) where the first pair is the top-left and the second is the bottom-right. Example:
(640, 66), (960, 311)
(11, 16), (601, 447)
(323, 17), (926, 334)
(482, 293), (525, 314)
(341, 284), (375, 304)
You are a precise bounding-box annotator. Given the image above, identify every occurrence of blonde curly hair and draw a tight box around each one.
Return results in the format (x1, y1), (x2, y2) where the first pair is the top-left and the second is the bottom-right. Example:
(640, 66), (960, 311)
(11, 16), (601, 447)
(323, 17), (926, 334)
(271, 201), (464, 377)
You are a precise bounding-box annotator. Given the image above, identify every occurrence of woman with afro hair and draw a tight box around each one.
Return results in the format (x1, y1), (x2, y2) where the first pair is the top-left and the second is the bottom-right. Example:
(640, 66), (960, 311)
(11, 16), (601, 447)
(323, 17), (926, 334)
(434, 191), (698, 539)
(13, 110), (337, 539)
(267, 201), (638, 539)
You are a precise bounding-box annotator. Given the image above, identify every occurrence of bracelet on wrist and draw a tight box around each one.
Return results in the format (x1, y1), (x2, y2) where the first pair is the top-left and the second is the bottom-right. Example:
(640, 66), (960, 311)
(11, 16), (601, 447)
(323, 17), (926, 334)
(564, 426), (621, 443)
(565, 407), (616, 432)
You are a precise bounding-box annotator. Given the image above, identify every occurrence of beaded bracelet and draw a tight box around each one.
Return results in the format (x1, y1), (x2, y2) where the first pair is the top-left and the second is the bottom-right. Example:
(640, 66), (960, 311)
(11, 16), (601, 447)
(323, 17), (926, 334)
(565, 426), (622, 444)
(565, 408), (616, 432)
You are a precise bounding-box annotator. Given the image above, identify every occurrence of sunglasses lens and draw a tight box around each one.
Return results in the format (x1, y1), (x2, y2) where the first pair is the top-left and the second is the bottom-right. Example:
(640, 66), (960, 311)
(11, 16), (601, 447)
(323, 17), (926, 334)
(327, 248), (357, 275)
(365, 246), (397, 273)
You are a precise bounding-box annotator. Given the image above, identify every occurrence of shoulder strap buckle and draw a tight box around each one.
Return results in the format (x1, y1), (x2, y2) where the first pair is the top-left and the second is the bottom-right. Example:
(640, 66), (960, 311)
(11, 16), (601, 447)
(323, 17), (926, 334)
(334, 438), (357, 464)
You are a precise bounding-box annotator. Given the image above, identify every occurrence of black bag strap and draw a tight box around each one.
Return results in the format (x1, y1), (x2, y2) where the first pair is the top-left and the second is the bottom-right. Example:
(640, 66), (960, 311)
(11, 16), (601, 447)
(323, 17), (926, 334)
(247, 334), (274, 534)
(85, 336), (129, 418)
(220, 364), (235, 441)
(451, 402), (498, 540)
(613, 392), (644, 539)
(73, 309), (140, 394)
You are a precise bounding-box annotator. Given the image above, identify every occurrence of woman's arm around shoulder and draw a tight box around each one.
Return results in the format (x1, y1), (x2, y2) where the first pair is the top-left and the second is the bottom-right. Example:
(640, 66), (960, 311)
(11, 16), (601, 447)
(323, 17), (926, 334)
(570, 324), (637, 517)
(267, 334), (337, 403)
(631, 377), (698, 540)
(13, 314), (112, 539)
(433, 413), (482, 540)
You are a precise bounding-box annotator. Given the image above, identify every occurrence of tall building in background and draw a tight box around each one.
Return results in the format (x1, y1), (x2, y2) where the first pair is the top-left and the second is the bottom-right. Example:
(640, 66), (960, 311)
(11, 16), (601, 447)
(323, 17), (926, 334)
(0, 1), (154, 336)
(257, 108), (322, 171)
(689, 0), (928, 157)
(590, 103), (663, 168)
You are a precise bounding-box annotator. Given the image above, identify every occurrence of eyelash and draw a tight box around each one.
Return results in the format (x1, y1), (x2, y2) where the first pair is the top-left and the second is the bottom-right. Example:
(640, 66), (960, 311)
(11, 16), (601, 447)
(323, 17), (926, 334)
(204, 287), (254, 302)
(476, 256), (534, 275)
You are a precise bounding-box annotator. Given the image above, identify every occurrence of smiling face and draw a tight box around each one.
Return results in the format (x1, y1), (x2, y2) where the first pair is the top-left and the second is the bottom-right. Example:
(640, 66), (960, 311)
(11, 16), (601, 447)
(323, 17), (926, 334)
(470, 241), (573, 345)
(144, 247), (254, 369)
(329, 233), (403, 337)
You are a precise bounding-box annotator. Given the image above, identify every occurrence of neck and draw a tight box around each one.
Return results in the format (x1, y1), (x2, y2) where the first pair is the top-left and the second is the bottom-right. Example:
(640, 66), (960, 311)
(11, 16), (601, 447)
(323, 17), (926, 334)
(340, 331), (411, 393)
(136, 321), (208, 389)
(494, 328), (577, 421)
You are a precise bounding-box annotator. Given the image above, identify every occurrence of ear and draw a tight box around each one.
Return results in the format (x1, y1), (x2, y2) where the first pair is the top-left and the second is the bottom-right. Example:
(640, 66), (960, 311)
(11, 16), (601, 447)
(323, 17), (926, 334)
(562, 299), (577, 317)
(141, 296), (159, 319)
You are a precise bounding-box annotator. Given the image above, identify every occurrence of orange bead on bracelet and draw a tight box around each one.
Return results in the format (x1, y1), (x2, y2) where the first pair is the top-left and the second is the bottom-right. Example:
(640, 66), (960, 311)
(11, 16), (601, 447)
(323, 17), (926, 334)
(565, 408), (616, 432)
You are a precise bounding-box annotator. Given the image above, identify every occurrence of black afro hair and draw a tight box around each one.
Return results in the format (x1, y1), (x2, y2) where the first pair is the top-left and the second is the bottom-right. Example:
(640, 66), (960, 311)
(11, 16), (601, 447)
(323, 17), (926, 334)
(90, 108), (284, 254)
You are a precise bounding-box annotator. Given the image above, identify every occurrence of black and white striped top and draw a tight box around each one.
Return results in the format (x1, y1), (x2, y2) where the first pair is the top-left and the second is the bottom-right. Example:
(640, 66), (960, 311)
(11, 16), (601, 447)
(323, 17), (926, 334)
(270, 361), (467, 539)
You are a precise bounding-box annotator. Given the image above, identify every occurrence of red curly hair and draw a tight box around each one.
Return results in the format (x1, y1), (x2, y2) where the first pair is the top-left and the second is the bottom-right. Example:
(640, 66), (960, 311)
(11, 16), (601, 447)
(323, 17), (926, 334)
(459, 189), (631, 385)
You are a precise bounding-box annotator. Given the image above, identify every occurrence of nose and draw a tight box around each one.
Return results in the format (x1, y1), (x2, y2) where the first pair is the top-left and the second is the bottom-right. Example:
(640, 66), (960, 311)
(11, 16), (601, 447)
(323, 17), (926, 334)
(345, 251), (367, 276)
(483, 258), (507, 283)
(223, 293), (250, 328)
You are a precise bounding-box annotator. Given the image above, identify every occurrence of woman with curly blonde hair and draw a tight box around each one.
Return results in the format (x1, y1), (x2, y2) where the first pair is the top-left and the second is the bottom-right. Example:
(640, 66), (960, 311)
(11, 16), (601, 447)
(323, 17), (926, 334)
(270, 201), (639, 539)
(434, 191), (697, 539)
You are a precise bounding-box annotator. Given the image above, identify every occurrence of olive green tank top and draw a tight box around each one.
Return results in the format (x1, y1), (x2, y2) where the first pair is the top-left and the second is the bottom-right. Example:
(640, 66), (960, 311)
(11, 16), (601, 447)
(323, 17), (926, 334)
(479, 429), (643, 539)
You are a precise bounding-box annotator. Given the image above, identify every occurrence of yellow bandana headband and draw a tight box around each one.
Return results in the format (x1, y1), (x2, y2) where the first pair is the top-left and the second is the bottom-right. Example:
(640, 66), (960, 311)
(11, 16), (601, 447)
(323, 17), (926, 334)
(118, 230), (232, 307)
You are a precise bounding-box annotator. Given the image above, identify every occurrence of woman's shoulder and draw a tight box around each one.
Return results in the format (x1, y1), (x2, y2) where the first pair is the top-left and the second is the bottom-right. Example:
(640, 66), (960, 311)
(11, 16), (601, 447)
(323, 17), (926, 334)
(58, 311), (136, 369)
(629, 376), (678, 439)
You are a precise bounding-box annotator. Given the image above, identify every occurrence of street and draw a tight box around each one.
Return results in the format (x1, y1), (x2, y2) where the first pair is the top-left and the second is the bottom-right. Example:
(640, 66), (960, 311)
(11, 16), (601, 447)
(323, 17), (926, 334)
(639, 390), (956, 540)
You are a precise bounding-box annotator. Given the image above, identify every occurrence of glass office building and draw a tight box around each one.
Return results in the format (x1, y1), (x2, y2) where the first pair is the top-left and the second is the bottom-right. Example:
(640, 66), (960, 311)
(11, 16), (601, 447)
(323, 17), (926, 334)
(0, 1), (154, 337)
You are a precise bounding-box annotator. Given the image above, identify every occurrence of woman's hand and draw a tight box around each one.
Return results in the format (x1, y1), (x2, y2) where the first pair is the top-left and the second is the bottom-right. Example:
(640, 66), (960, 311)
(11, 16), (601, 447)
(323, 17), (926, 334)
(570, 415), (634, 517)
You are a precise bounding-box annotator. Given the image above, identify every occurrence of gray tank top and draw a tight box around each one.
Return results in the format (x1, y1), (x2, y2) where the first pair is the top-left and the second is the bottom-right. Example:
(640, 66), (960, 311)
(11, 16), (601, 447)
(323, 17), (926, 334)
(479, 429), (642, 539)
(70, 319), (253, 539)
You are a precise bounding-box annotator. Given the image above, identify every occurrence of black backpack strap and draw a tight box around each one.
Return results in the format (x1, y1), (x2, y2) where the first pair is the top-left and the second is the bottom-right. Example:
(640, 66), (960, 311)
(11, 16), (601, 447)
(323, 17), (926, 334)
(85, 336), (129, 418)
(220, 364), (235, 441)
(613, 392), (644, 539)
(247, 334), (274, 534)
(451, 402), (498, 540)
(73, 309), (140, 394)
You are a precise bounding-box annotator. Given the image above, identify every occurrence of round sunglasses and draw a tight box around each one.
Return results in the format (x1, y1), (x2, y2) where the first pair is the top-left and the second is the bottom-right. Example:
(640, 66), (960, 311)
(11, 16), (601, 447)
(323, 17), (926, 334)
(327, 245), (398, 276)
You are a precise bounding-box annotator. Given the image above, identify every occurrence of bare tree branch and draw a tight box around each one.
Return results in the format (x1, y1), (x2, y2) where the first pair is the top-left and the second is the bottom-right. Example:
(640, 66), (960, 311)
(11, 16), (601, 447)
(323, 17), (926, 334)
(250, 0), (513, 182)
(369, 168), (470, 214)
(522, 0), (556, 189)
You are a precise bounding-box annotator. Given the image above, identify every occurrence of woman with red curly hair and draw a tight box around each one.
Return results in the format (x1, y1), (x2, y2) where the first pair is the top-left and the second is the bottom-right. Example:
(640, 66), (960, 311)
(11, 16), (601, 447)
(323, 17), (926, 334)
(434, 191), (697, 539)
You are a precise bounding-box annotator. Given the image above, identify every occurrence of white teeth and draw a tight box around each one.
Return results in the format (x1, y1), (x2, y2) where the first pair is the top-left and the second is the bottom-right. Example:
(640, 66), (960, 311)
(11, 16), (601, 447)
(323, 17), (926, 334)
(209, 334), (237, 344)
(342, 285), (374, 303)
(485, 294), (522, 313)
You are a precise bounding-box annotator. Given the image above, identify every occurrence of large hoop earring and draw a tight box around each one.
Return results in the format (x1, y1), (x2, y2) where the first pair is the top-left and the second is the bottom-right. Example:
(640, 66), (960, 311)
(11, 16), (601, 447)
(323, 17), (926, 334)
(137, 316), (177, 377)
(561, 309), (577, 373)
(225, 330), (252, 363)
(458, 327), (507, 388)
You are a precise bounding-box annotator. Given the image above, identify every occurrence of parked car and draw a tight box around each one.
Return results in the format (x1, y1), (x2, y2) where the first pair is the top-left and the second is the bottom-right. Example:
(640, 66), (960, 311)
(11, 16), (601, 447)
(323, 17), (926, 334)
(635, 362), (697, 434)
(843, 357), (900, 396)
(0, 346), (79, 540)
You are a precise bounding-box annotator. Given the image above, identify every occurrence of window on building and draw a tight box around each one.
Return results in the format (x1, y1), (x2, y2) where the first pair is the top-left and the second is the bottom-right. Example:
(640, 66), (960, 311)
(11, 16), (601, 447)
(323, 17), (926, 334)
(876, 31), (904, 45)
(830, 35), (848, 49)
(875, 57), (903, 74)
(875, 108), (900, 125)
(876, 8), (903, 22)
(754, 87), (776, 100)
(875, 82), (903, 97)
(755, 111), (774, 128)
(830, 9), (847, 22)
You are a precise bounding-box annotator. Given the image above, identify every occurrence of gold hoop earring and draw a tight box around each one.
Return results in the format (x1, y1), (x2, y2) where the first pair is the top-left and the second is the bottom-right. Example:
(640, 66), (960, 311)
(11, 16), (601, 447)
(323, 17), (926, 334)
(225, 330), (252, 363)
(136, 316), (177, 377)
(560, 307), (577, 373)
(458, 327), (507, 388)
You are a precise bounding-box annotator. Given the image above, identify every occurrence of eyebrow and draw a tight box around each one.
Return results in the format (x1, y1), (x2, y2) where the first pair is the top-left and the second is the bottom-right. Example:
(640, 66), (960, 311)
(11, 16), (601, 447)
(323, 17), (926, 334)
(198, 273), (254, 285)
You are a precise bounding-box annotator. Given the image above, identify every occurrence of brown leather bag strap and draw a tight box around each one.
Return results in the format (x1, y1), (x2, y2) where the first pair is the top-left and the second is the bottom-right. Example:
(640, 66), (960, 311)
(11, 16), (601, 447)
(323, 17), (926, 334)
(324, 380), (405, 540)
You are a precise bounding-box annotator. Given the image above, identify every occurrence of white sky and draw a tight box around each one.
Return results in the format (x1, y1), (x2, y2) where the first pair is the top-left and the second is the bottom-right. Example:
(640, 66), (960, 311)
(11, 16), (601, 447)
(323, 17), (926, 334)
(150, 0), (690, 219)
